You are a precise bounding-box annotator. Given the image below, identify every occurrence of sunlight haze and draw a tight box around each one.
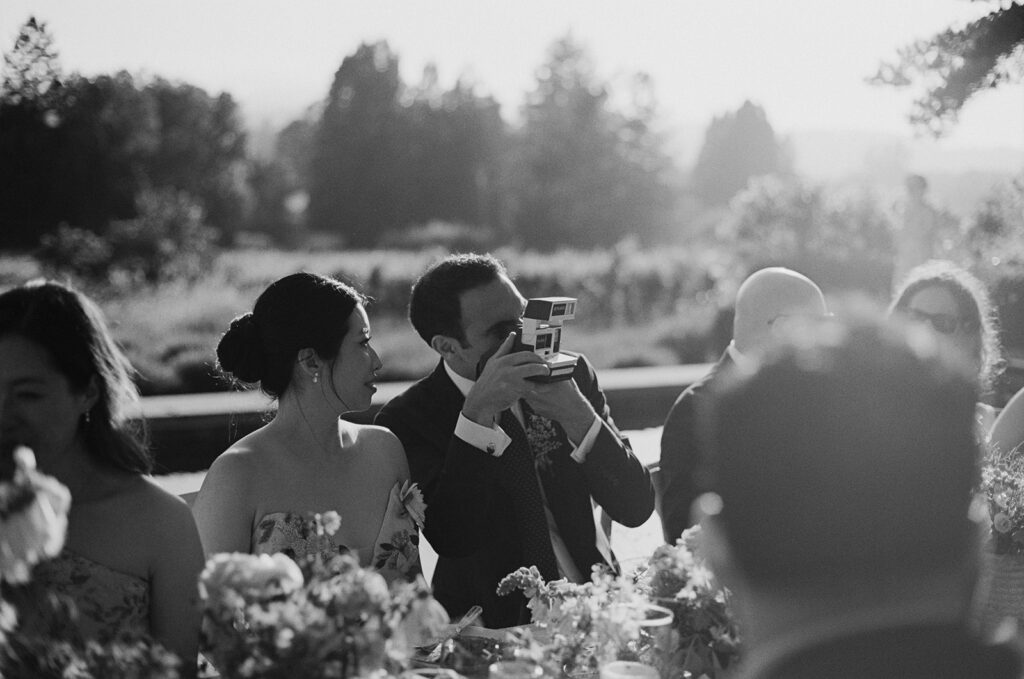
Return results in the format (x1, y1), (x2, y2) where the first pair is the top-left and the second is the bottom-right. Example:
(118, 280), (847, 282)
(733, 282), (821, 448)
(3, 1), (1022, 166)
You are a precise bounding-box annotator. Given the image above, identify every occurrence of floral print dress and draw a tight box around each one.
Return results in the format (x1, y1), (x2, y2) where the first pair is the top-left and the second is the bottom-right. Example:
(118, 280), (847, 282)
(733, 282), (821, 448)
(27, 550), (149, 641)
(251, 480), (425, 583)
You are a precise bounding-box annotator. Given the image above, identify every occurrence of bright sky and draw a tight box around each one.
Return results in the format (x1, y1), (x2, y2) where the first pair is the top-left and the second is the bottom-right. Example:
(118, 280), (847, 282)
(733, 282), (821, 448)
(2, 0), (1022, 152)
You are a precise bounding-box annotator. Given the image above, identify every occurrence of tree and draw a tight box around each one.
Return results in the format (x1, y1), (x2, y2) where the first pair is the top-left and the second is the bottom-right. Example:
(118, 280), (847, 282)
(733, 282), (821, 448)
(0, 18), (249, 249)
(306, 44), (509, 245)
(1, 16), (61, 109)
(691, 100), (790, 206)
(399, 71), (508, 233)
(719, 176), (894, 294)
(144, 79), (249, 242)
(871, 2), (1024, 135)
(306, 42), (405, 245)
(508, 35), (677, 248)
(0, 17), (66, 247)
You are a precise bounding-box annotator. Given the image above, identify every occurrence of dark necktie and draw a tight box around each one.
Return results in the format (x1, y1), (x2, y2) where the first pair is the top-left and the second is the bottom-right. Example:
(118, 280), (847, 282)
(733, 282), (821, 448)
(499, 406), (560, 581)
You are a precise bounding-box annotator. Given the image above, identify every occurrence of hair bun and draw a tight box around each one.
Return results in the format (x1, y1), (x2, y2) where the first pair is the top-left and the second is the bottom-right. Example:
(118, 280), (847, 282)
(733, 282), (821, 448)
(217, 313), (264, 383)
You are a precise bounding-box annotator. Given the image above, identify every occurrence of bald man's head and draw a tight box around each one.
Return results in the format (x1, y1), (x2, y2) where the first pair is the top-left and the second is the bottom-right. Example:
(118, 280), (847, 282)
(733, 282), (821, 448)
(733, 268), (828, 355)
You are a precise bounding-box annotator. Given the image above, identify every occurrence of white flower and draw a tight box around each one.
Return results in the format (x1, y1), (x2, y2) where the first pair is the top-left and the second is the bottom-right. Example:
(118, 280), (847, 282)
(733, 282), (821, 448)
(321, 510), (342, 536)
(399, 480), (427, 530)
(199, 552), (304, 604)
(0, 447), (71, 584)
(994, 512), (1014, 534)
(274, 627), (295, 650)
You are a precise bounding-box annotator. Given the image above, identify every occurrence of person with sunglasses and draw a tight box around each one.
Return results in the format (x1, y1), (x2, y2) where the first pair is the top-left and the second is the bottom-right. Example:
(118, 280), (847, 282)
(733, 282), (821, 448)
(889, 260), (1003, 435)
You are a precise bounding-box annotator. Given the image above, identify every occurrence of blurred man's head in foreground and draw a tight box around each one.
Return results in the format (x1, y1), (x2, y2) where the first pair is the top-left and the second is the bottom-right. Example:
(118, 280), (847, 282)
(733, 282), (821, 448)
(702, 307), (979, 597)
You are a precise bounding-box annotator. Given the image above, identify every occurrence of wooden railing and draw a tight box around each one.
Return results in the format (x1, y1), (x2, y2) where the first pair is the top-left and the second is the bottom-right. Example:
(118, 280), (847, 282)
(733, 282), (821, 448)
(136, 364), (712, 473)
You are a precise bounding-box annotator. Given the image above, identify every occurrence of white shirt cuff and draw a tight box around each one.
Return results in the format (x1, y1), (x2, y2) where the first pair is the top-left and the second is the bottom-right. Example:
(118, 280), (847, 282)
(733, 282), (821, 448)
(455, 412), (511, 457)
(569, 415), (602, 464)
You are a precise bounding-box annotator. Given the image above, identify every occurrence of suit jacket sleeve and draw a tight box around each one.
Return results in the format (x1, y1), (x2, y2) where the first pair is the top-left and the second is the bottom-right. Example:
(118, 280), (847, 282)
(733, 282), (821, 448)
(572, 354), (656, 528)
(374, 377), (504, 558)
(659, 387), (702, 544)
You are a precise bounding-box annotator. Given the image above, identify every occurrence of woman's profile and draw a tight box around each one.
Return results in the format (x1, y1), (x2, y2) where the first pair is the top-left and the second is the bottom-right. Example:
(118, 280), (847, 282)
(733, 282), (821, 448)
(0, 280), (204, 677)
(191, 272), (422, 583)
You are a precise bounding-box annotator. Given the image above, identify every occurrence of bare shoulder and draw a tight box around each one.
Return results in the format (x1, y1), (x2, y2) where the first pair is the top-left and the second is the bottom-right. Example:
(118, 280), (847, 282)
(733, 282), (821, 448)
(348, 421), (402, 449)
(347, 422), (407, 469)
(203, 429), (272, 484)
(117, 476), (201, 542)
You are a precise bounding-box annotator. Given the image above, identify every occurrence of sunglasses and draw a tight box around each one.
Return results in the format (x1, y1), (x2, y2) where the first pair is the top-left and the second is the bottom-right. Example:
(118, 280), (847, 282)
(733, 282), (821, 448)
(906, 308), (977, 335)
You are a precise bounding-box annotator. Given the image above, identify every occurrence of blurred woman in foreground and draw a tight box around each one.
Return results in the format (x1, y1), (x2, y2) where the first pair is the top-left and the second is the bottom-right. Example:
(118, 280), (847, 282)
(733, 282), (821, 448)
(192, 272), (423, 583)
(0, 280), (203, 677)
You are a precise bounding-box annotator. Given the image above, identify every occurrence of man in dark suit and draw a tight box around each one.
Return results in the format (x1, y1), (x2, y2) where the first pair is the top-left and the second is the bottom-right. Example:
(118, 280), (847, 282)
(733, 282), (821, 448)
(696, 310), (1022, 679)
(375, 254), (654, 628)
(659, 267), (828, 543)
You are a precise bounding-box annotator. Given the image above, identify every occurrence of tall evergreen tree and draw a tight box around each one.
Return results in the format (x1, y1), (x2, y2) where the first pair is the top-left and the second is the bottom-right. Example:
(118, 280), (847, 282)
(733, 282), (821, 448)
(691, 100), (789, 207)
(306, 42), (404, 245)
(509, 35), (676, 248)
(0, 17), (249, 248)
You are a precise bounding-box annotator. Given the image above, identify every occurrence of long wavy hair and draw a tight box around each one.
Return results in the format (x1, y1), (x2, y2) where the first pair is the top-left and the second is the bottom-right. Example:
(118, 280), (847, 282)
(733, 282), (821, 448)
(0, 280), (151, 473)
(890, 260), (1003, 393)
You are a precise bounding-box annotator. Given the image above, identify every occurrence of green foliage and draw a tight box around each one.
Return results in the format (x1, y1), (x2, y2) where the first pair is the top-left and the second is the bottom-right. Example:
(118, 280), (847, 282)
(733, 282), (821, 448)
(36, 225), (113, 280)
(143, 80), (249, 241)
(37, 189), (217, 286)
(508, 36), (677, 247)
(379, 221), (497, 252)
(963, 175), (1024, 354)
(1, 16), (61, 109)
(691, 100), (790, 206)
(718, 175), (894, 295)
(0, 18), (248, 249)
(871, 2), (1024, 135)
(306, 42), (508, 246)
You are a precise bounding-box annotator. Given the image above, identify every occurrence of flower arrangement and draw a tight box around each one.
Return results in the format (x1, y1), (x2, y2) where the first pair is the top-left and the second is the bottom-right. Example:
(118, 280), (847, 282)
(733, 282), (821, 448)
(497, 564), (659, 677)
(199, 511), (448, 679)
(0, 447), (181, 679)
(979, 444), (1024, 555)
(496, 528), (740, 679)
(634, 527), (739, 679)
(0, 446), (70, 583)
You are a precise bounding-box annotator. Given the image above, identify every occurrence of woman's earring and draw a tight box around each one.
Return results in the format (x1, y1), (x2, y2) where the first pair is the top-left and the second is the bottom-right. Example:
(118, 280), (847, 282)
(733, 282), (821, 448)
(83, 410), (91, 425)
(312, 373), (319, 384)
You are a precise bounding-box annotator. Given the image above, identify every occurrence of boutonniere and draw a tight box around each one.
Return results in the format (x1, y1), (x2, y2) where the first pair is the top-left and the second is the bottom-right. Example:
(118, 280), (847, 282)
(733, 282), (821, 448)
(525, 412), (563, 472)
(399, 480), (427, 530)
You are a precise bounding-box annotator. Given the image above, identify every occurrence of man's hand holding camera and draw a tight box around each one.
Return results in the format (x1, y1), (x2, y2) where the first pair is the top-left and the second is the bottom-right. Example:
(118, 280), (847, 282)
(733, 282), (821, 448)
(522, 376), (597, 445)
(462, 331), (550, 427)
(463, 296), (597, 445)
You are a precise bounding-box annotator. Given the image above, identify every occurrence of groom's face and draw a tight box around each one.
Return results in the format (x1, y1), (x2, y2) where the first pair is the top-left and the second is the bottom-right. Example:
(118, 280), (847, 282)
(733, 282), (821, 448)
(449, 274), (526, 380)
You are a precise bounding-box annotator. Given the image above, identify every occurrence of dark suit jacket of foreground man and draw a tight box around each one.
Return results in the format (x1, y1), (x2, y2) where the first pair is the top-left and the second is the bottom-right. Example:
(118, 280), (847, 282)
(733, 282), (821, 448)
(375, 353), (654, 628)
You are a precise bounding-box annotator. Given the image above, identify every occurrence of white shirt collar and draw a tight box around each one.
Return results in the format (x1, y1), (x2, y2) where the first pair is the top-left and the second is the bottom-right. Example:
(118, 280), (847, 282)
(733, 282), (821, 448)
(726, 340), (757, 372)
(443, 360), (475, 398)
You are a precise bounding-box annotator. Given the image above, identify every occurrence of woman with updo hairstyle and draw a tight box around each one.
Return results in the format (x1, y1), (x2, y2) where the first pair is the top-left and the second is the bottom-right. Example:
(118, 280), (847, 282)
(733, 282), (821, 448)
(192, 272), (423, 583)
(0, 280), (203, 677)
(889, 260), (1004, 434)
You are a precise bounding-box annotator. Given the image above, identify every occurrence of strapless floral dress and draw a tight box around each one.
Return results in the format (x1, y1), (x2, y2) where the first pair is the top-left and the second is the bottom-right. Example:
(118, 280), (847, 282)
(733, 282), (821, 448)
(251, 480), (425, 583)
(23, 550), (149, 641)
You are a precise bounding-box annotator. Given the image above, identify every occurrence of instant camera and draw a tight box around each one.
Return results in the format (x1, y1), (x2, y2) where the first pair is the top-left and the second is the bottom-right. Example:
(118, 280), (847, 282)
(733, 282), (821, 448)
(519, 296), (579, 382)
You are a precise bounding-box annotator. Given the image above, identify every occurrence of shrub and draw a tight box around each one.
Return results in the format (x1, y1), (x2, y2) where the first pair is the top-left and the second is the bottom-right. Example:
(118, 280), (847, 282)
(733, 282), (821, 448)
(36, 225), (113, 280)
